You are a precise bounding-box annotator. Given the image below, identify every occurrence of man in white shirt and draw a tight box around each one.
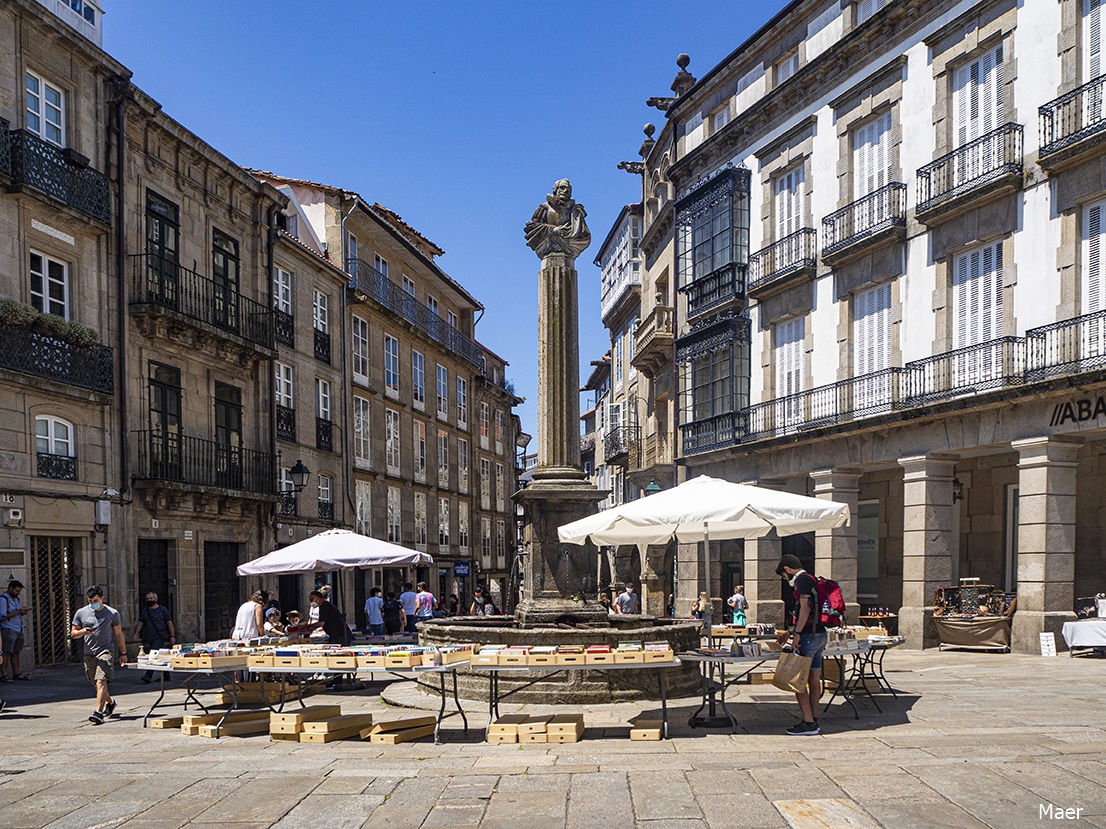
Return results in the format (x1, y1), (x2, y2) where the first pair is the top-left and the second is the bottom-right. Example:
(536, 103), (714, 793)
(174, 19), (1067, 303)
(399, 583), (418, 634)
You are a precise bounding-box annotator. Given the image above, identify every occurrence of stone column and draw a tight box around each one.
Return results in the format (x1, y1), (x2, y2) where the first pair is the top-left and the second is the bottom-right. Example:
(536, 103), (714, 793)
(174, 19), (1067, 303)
(745, 535), (784, 627)
(639, 543), (668, 616)
(898, 455), (957, 648)
(811, 468), (861, 623)
(1011, 437), (1079, 653)
(674, 541), (701, 618)
(533, 252), (584, 481)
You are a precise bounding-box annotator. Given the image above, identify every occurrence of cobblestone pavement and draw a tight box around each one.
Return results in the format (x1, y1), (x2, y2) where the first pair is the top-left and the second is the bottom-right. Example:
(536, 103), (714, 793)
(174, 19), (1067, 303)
(1, 649), (1105, 828)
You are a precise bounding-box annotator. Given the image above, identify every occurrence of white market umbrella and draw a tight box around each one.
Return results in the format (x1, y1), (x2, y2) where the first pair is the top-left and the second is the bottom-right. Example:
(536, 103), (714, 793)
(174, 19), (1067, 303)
(237, 528), (433, 576)
(558, 476), (849, 608)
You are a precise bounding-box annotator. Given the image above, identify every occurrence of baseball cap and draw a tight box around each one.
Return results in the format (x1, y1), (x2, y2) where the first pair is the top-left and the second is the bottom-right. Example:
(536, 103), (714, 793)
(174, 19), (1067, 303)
(775, 553), (802, 575)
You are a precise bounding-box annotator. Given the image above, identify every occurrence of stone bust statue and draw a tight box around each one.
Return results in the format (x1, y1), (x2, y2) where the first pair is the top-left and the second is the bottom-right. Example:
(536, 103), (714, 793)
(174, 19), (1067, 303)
(525, 179), (591, 260)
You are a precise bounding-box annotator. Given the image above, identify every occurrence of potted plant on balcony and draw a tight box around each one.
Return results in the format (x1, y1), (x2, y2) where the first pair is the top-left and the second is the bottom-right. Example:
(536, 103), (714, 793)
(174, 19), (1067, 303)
(0, 300), (100, 346)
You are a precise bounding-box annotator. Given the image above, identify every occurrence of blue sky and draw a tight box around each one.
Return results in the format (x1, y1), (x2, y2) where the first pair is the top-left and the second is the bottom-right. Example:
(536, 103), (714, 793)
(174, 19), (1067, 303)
(104, 1), (785, 438)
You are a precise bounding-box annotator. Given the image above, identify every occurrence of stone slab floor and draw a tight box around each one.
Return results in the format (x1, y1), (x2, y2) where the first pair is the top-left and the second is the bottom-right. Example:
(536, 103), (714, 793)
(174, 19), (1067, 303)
(1, 649), (1104, 828)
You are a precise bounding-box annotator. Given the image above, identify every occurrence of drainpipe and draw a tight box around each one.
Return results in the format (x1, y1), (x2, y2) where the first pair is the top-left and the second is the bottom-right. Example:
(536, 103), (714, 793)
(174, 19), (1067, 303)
(111, 76), (130, 497)
(265, 202), (278, 559)
(340, 198), (359, 524)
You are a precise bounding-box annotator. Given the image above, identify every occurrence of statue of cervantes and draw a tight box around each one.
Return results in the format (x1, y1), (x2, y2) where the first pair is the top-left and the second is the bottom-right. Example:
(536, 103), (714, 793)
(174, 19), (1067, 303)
(524, 179), (591, 260)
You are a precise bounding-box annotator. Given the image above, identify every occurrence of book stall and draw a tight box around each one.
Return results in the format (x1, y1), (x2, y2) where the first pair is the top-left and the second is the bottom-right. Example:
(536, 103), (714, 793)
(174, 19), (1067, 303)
(933, 578), (1016, 651)
(1062, 593), (1106, 656)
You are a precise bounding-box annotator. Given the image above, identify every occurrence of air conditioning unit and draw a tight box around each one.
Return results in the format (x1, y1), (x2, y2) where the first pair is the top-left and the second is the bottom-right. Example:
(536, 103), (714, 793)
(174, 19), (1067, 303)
(3, 509), (23, 527)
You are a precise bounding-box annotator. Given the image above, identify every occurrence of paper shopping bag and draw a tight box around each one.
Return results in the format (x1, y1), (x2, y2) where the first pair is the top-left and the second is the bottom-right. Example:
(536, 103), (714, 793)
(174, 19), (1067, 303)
(771, 651), (812, 694)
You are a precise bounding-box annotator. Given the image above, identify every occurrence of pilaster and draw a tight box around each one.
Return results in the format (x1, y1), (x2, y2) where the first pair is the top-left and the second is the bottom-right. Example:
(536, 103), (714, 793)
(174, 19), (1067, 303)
(811, 468), (861, 623)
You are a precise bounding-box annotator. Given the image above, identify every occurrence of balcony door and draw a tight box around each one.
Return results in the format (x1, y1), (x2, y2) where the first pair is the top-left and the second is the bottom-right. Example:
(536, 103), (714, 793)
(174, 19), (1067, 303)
(775, 167), (804, 243)
(1082, 200), (1106, 361)
(952, 242), (1004, 387)
(145, 192), (179, 307)
(852, 112), (892, 231)
(149, 363), (181, 479)
(211, 229), (240, 330)
(952, 46), (1003, 185)
(854, 282), (892, 412)
(214, 382), (243, 490)
(774, 317), (805, 430)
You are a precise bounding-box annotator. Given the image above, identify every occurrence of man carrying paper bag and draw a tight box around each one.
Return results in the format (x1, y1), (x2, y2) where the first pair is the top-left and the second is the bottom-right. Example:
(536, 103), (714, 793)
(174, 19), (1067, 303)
(774, 554), (826, 736)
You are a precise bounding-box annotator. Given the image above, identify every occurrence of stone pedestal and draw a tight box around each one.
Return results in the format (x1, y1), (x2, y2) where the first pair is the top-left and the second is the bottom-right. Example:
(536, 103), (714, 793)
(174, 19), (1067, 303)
(640, 544), (669, 616)
(898, 455), (957, 648)
(1012, 437), (1079, 653)
(811, 468), (861, 622)
(515, 480), (609, 627)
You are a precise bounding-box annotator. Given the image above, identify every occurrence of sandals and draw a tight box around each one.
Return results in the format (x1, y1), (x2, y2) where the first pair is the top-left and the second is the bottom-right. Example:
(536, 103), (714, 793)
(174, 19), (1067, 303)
(13, 674), (30, 681)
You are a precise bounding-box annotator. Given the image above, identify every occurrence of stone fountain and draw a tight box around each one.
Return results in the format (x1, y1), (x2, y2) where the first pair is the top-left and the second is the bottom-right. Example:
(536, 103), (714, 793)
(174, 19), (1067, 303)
(418, 180), (699, 702)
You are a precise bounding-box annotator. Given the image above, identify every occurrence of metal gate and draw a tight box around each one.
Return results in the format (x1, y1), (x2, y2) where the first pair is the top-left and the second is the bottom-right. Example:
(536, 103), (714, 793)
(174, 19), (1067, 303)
(204, 541), (240, 640)
(29, 536), (79, 665)
(138, 539), (172, 619)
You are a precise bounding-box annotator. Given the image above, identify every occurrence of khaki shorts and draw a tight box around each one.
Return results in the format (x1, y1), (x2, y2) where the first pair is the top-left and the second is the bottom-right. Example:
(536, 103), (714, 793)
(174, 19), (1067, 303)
(84, 652), (114, 683)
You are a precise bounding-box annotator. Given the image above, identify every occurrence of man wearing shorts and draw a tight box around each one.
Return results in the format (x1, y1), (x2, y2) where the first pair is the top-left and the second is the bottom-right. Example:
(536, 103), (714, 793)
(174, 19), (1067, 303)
(0, 580), (30, 681)
(71, 586), (127, 725)
(776, 554), (825, 736)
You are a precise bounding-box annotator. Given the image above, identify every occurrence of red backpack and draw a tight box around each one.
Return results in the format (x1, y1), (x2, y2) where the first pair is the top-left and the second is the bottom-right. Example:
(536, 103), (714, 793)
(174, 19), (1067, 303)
(816, 577), (846, 630)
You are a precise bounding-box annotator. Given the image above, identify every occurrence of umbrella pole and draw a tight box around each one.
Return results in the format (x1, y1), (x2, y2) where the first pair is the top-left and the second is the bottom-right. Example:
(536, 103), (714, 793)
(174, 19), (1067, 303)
(704, 523), (711, 625)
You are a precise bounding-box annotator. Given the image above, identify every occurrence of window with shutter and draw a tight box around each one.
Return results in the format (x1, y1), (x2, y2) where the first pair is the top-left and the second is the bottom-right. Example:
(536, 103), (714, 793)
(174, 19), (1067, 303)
(775, 317), (805, 426)
(853, 112), (892, 200)
(1083, 200), (1106, 357)
(1087, 0), (1103, 81)
(952, 242), (1004, 385)
(775, 168), (804, 240)
(854, 283), (892, 410)
(952, 47), (1003, 187)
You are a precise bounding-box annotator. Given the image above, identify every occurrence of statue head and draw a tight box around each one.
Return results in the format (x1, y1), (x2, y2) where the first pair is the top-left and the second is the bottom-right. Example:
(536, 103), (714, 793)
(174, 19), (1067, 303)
(550, 179), (573, 208)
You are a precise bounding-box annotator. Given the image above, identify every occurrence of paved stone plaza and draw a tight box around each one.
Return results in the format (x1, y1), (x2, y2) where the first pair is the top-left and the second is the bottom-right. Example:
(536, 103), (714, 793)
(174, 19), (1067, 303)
(1, 649), (1105, 829)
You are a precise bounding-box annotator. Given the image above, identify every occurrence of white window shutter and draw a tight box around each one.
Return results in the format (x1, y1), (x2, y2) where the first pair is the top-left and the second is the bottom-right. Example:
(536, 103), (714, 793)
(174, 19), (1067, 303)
(954, 63), (970, 147)
(1089, 0), (1103, 80)
(1085, 201), (1105, 313)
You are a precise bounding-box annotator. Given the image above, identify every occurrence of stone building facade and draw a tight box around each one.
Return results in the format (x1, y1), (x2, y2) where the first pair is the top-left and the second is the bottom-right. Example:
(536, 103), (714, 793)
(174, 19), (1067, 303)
(608, 0), (1106, 651)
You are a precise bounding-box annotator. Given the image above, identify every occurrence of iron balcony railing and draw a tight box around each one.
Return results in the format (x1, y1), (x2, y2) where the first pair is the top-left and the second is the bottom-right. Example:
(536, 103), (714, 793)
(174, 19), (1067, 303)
(916, 123), (1023, 214)
(1026, 308), (1106, 381)
(345, 258), (484, 367)
(905, 336), (1025, 404)
(603, 424), (640, 463)
(318, 500), (334, 521)
(682, 412), (744, 456)
(274, 309), (294, 347)
(1040, 74), (1106, 159)
(0, 324), (113, 394)
(276, 405), (295, 442)
(37, 452), (77, 481)
(8, 129), (111, 223)
(131, 254), (274, 350)
(133, 430), (276, 495)
(748, 229), (817, 293)
(313, 328), (331, 364)
(822, 182), (907, 258)
(0, 117), (11, 176)
(684, 264), (745, 317)
(279, 491), (297, 516)
(316, 417), (333, 452)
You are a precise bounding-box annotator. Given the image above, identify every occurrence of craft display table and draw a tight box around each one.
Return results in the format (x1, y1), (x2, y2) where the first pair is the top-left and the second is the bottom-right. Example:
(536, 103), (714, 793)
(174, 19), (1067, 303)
(678, 651), (779, 732)
(858, 615), (898, 636)
(825, 638), (906, 714)
(934, 616), (1011, 651)
(1061, 619), (1106, 657)
(469, 660), (680, 739)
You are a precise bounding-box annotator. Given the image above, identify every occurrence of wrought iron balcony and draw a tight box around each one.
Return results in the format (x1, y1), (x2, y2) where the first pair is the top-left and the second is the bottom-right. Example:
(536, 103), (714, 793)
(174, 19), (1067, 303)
(906, 337), (1025, 405)
(133, 431), (276, 495)
(681, 265), (745, 318)
(345, 258), (484, 367)
(681, 412), (744, 456)
(0, 324), (113, 394)
(0, 118), (10, 177)
(603, 424), (640, 465)
(916, 123), (1022, 219)
(8, 129), (111, 224)
(274, 309), (294, 347)
(276, 405), (295, 442)
(37, 452), (77, 480)
(318, 500), (334, 521)
(1026, 309), (1106, 382)
(131, 254), (275, 350)
(748, 229), (817, 298)
(279, 491), (297, 516)
(1039, 75), (1106, 167)
(821, 182), (907, 263)
(316, 417), (333, 452)
(313, 328), (331, 364)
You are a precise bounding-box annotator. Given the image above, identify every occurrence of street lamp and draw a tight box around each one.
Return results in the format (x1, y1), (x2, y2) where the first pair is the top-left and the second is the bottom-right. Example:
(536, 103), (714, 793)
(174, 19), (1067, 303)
(644, 479), (662, 495)
(290, 459), (311, 492)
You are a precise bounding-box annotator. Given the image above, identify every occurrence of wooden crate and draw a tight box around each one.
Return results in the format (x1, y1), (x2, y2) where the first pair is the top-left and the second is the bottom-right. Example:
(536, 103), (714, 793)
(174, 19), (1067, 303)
(299, 714), (374, 743)
(385, 654), (423, 669)
(148, 716), (184, 729)
(247, 655), (273, 668)
(517, 716), (551, 735)
(643, 650), (675, 663)
(326, 656), (358, 670)
(471, 653), (500, 667)
(369, 723), (435, 744)
(546, 713), (584, 734)
(630, 720), (663, 741)
(440, 649), (473, 664)
(486, 732), (518, 744)
(614, 651), (644, 664)
(585, 652), (615, 665)
(194, 655), (248, 669)
(547, 730), (584, 743)
(520, 732), (548, 743)
(488, 714), (529, 734)
(525, 654), (557, 667)
(364, 714), (436, 736)
(272, 656), (301, 668)
(300, 656), (329, 669)
(556, 653), (586, 666)
(170, 656), (198, 669)
(497, 654), (528, 667)
(198, 719), (269, 738)
(357, 655), (386, 669)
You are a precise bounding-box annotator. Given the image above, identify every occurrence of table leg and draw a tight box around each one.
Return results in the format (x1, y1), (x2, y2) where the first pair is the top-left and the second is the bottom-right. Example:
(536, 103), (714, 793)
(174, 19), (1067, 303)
(434, 672), (447, 745)
(214, 672), (238, 739)
(181, 674), (208, 714)
(143, 670), (167, 727)
(659, 669), (669, 740)
(452, 671), (468, 733)
(873, 649), (898, 697)
(716, 661), (738, 733)
(688, 663), (709, 728)
(486, 673), (496, 738)
(848, 653), (882, 713)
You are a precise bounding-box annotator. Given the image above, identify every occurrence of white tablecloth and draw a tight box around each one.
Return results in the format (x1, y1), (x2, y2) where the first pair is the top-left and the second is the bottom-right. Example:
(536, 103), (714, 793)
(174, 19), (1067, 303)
(1061, 619), (1106, 648)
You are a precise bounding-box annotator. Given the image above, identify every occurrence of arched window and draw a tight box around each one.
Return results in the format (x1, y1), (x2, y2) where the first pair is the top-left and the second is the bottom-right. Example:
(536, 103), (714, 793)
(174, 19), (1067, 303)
(35, 415), (76, 480)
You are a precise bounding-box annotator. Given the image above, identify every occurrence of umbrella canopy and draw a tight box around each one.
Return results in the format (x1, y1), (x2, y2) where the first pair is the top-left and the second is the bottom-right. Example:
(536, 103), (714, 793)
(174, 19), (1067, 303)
(558, 475), (850, 547)
(236, 528), (433, 576)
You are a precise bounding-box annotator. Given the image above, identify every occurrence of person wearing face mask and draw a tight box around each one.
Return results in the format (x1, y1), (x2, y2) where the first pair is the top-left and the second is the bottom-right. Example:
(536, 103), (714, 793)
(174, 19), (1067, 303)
(133, 591), (175, 684)
(469, 587), (500, 616)
(776, 554), (825, 736)
(71, 586), (127, 725)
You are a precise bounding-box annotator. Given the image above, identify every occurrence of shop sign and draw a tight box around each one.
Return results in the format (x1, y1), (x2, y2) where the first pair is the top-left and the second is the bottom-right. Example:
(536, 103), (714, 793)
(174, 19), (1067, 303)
(454, 562), (471, 578)
(1049, 394), (1106, 427)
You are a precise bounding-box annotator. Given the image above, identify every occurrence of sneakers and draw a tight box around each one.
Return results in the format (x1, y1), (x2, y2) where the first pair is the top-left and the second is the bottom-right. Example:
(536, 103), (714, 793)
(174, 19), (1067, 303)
(0, 698), (6, 714)
(104, 699), (117, 718)
(88, 710), (105, 725)
(141, 675), (153, 684)
(786, 720), (820, 736)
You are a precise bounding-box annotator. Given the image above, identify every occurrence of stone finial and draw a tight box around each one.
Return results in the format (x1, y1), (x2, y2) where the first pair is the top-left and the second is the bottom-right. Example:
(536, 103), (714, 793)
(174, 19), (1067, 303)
(639, 123), (656, 158)
(671, 53), (696, 96)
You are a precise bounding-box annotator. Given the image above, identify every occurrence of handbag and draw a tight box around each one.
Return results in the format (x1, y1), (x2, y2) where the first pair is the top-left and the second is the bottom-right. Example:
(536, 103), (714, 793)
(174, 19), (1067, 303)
(772, 650), (812, 694)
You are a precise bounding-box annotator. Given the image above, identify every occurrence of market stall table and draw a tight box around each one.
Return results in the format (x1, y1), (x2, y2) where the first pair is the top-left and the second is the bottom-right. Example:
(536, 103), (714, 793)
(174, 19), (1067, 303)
(678, 651), (780, 731)
(858, 615), (898, 636)
(470, 660), (680, 739)
(827, 637), (907, 711)
(1061, 618), (1106, 657)
(934, 616), (1011, 651)
(128, 663), (243, 734)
